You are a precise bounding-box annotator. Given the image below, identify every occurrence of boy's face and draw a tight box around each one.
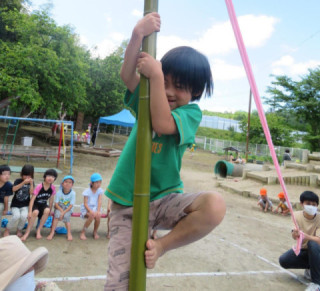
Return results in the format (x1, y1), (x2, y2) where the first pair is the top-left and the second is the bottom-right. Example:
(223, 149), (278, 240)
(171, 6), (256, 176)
(302, 200), (318, 207)
(0, 170), (10, 182)
(164, 74), (192, 110)
(45, 175), (55, 184)
(62, 179), (73, 192)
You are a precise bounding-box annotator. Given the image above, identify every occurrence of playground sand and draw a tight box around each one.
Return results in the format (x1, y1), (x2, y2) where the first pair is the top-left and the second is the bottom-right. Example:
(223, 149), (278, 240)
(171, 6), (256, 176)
(5, 150), (310, 290)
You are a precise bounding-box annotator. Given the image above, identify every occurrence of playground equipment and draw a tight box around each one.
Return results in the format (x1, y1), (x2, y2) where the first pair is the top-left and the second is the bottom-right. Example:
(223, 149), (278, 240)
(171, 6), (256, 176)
(214, 160), (265, 178)
(0, 116), (74, 173)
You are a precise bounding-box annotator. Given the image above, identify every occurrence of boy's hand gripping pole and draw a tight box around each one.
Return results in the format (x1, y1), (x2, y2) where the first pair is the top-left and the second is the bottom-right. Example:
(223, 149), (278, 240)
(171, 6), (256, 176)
(129, 1), (159, 290)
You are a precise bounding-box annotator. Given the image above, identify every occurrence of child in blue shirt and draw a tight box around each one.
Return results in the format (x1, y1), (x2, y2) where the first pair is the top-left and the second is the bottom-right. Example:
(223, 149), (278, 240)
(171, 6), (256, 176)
(47, 175), (75, 241)
(104, 12), (226, 290)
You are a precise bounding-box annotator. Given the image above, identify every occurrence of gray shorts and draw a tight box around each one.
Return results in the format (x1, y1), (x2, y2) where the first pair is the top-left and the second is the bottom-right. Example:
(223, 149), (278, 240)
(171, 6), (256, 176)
(104, 192), (202, 291)
(54, 204), (72, 223)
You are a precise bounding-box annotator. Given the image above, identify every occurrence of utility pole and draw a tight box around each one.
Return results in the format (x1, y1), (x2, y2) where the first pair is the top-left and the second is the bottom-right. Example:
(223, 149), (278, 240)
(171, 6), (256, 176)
(245, 89), (252, 161)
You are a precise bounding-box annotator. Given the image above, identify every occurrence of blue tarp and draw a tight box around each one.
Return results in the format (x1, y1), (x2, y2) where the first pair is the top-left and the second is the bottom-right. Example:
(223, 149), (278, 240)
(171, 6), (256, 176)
(98, 109), (136, 128)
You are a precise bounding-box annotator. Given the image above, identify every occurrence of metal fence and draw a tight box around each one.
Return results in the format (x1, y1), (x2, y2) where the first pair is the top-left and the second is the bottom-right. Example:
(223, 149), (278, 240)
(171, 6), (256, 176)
(195, 136), (305, 161)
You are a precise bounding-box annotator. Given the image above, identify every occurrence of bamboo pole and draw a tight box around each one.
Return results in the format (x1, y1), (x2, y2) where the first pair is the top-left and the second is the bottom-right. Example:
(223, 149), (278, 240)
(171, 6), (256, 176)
(129, 1), (158, 290)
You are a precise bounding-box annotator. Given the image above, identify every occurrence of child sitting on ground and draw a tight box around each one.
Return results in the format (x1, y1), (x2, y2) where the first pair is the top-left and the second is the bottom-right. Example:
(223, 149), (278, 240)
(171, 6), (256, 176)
(257, 188), (273, 212)
(279, 191), (320, 291)
(47, 175), (75, 241)
(80, 173), (103, 240)
(0, 165), (12, 235)
(21, 169), (58, 241)
(273, 192), (290, 216)
(104, 12), (226, 290)
(4, 164), (34, 237)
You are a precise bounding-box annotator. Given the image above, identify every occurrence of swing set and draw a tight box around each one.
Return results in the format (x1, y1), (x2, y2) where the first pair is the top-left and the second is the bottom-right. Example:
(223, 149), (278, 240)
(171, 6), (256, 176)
(0, 116), (74, 174)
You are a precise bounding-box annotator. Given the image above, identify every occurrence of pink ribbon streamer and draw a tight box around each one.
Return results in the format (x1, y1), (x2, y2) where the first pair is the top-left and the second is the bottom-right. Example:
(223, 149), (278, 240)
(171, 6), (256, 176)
(225, 0), (302, 255)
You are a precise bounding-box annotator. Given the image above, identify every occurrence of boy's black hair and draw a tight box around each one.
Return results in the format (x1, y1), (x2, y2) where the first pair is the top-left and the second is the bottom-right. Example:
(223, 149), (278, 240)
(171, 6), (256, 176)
(0, 164), (11, 175)
(300, 191), (319, 205)
(43, 168), (58, 180)
(21, 164), (34, 179)
(285, 149), (290, 153)
(161, 46), (213, 101)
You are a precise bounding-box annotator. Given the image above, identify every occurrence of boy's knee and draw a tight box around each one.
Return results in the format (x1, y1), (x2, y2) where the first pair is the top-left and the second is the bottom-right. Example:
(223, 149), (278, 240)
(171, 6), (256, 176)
(33, 210), (39, 216)
(200, 192), (226, 226)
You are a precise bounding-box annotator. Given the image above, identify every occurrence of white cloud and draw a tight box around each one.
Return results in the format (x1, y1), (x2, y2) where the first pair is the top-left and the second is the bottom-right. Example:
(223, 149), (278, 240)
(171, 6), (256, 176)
(272, 55), (294, 67)
(272, 55), (320, 76)
(89, 33), (126, 58)
(131, 9), (143, 18)
(195, 14), (278, 56)
(79, 34), (89, 46)
(157, 14), (278, 59)
(211, 59), (246, 81)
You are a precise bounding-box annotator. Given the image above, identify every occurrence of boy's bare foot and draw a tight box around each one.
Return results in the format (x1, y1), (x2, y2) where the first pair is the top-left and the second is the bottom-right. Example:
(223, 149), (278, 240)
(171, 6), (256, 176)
(36, 232), (42, 240)
(20, 235), (27, 242)
(47, 233), (54, 240)
(80, 232), (87, 240)
(93, 232), (99, 240)
(106, 233), (110, 239)
(16, 230), (23, 237)
(67, 234), (73, 241)
(3, 229), (9, 237)
(145, 239), (164, 269)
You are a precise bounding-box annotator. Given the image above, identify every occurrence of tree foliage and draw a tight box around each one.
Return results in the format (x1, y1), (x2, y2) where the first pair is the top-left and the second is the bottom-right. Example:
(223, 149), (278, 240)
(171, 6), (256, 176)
(240, 111), (293, 146)
(265, 68), (320, 150)
(0, 3), (125, 122)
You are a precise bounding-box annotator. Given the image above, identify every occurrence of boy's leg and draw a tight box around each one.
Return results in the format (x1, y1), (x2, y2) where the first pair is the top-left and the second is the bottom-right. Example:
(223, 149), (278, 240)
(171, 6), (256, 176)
(104, 204), (133, 291)
(47, 218), (59, 240)
(65, 222), (72, 241)
(279, 248), (309, 269)
(36, 207), (50, 239)
(21, 210), (39, 241)
(146, 191), (226, 269)
(63, 210), (72, 241)
(0, 203), (4, 236)
(93, 214), (101, 239)
(307, 241), (320, 285)
(17, 207), (28, 237)
(4, 207), (20, 236)
(80, 213), (94, 240)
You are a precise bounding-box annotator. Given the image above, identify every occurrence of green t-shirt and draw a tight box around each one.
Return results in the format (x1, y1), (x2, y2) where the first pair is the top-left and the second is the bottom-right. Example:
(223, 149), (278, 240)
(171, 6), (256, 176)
(105, 86), (202, 206)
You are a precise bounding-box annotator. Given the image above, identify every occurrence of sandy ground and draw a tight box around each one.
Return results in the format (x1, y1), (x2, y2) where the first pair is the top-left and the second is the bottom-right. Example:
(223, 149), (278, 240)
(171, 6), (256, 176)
(1, 148), (312, 291)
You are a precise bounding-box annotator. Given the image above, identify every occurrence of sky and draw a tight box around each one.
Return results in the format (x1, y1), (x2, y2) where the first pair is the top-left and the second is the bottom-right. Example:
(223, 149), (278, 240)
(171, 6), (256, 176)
(29, 0), (320, 113)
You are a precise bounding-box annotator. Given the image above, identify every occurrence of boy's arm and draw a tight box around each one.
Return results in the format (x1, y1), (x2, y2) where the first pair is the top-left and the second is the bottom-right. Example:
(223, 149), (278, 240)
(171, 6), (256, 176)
(121, 12), (160, 93)
(28, 195), (36, 218)
(3, 196), (8, 214)
(12, 180), (26, 192)
(48, 195), (54, 213)
(84, 196), (91, 213)
(137, 53), (177, 135)
(97, 194), (102, 214)
(29, 179), (34, 195)
(54, 202), (64, 213)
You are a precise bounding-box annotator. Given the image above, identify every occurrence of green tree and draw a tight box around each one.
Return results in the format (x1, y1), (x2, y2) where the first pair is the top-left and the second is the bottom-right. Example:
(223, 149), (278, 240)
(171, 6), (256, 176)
(0, 8), (88, 118)
(240, 111), (293, 146)
(265, 67), (320, 150)
(83, 43), (127, 122)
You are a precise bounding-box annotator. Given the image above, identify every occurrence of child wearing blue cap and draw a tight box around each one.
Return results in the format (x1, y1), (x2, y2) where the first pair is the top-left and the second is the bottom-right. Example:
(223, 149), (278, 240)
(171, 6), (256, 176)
(47, 175), (76, 241)
(80, 173), (103, 240)
(21, 169), (58, 241)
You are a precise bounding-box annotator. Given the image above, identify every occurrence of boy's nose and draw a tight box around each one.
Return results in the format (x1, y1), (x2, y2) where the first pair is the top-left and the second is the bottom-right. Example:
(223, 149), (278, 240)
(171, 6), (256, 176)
(165, 86), (174, 97)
